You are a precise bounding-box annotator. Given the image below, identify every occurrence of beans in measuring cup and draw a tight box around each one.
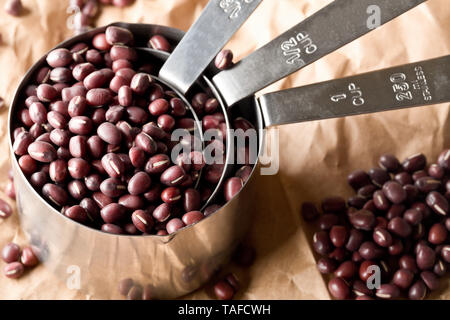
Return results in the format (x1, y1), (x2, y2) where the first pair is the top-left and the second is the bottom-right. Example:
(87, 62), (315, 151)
(11, 26), (256, 236)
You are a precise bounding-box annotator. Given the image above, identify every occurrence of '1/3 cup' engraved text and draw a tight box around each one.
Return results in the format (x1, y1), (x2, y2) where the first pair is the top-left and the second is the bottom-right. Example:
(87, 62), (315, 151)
(219, 0), (255, 20)
(281, 32), (317, 65)
(330, 83), (365, 106)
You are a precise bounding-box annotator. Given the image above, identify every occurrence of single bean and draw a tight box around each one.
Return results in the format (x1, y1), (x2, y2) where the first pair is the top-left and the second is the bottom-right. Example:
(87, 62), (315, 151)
(118, 194), (144, 211)
(20, 246), (39, 267)
(47, 48), (73, 68)
(428, 223), (447, 245)
(376, 284), (400, 300)
(42, 183), (69, 206)
(3, 262), (24, 279)
(148, 35), (171, 52)
(426, 191), (449, 216)
(65, 205), (88, 223)
(368, 168), (390, 187)
(160, 165), (186, 187)
(100, 203), (126, 224)
(101, 223), (124, 234)
(86, 88), (112, 106)
(101, 153), (125, 178)
(382, 181), (406, 204)
(402, 153), (426, 172)
(408, 280), (427, 300)
(105, 26), (134, 45)
(128, 171), (152, 195)
(328, 277), (350, 300)
(416, 245), (436, 270)
(37, 84), (58, 102)
(215, 49), (233, 70)
(166, 218), (185, 234)
(388, 217), (412, 238)
(349, 209), (376, 231)
(420, 271), (440, 291)
(378, 154), (400, 172)
(182, 211), (204, 226)
(131, 210), (154, 233)
(152, 203), (171, 222)
(392, 268), (414, 290)
(100, 178), (126, 198)
(27, 141), (57, 163)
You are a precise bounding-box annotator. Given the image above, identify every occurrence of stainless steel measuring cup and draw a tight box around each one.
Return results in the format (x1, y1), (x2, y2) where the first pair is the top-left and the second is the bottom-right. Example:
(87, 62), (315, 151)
(204, 0), (428, 205)
(8, 0), (263, 299)
(8, 23), (260, 300)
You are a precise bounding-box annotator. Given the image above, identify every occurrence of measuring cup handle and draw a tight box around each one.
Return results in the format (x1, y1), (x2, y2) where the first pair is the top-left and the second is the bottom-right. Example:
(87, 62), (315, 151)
(158, 0), (262, 95)
(213, 0), (427, 107)
(258, 55), (450, 127)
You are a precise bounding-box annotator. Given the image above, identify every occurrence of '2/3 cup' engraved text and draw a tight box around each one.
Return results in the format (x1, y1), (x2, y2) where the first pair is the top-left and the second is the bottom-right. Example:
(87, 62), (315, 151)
(219, 0), (255, 20)
(281, 32), (317, 65)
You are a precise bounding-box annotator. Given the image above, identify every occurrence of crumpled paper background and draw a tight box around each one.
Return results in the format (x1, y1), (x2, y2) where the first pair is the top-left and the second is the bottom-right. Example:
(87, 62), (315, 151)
(0, 0), (449, 300)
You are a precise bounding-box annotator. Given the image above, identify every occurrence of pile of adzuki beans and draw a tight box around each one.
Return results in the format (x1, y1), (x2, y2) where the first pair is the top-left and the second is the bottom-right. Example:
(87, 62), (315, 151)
(11, 26), (254, 236)
(303, 152), (450, 300)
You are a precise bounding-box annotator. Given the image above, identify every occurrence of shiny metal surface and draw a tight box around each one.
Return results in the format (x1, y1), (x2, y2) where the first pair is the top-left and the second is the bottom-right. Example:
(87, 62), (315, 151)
(213, 0), (427, 107)
(8, 22), (262, 299)
(159, 0), (262, 94)
(206, 0), (428, 205)
(258, 55), (450, 127)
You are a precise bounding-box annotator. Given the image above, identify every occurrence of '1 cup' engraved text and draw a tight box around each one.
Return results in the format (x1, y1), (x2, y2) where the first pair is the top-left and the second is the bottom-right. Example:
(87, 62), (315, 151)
(281, 32), (317, 65)
(219, 0), (254, 20)
(330, 83), (365, 106)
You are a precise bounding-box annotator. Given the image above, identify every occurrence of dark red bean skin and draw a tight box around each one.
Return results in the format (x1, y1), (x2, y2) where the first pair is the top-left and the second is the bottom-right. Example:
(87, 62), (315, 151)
(328, 277), (350, 300)
(100, 178), (126, 198)
(349, 210), (376, 231)
(152, 203), (171, 222)
(101, 223), (124, 234)
(182, 211), (204, 226)
(145, 154), (170, 174)
(416, 245), (436, 270)
(160, 166), (186, 187)
(101, 203), (126, 224)
(166, 218), (185, 234)
(68, 158), (90, 179)
(128, 172), (152, 195)
(428, 223), (447, 245)
(214, 280), (235, 300)
(408, 280), (427, 300)
(2, 243), (21, 263)
(131, 210), (154, 233)
(101, 153), (125, 178)
(313, 231), (333, 255)
(148, 35), (171, 52)
(27, 141), (57, 163)
(376, 284), (401, 300)
(334, 261), (357, 279)
(65, 205), (88, 223)
(42, 183), (69, 206)
(20, 246), (39, 267)
(4, 262), (24, 279)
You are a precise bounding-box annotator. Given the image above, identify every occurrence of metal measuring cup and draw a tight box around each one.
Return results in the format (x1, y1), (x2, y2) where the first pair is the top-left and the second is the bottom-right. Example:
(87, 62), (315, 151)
(201, 0), (428, 206)
(7, 0), (263, 297)
(7, 22), (258, 300)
